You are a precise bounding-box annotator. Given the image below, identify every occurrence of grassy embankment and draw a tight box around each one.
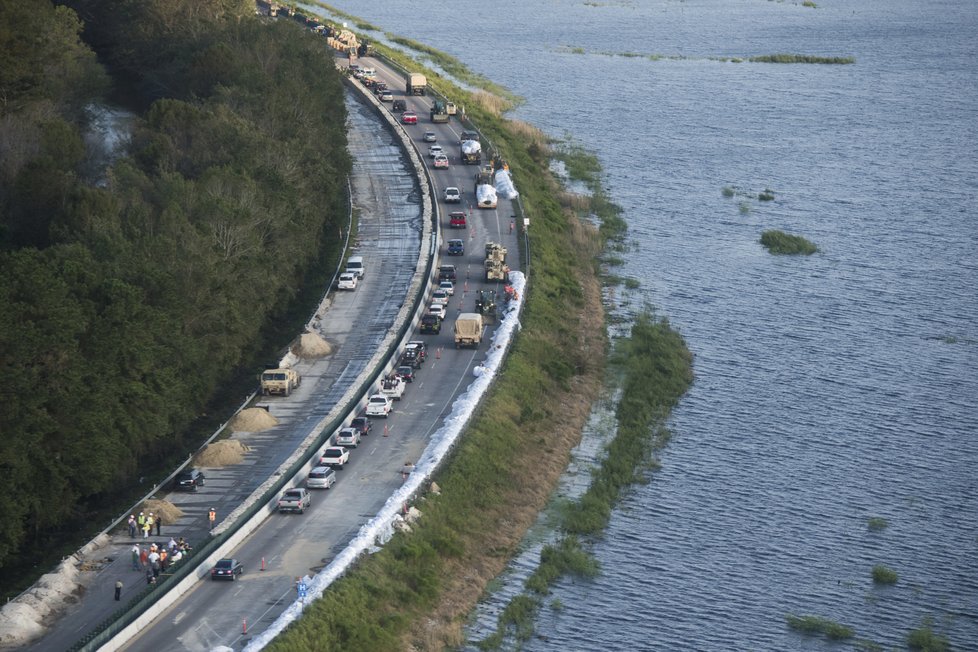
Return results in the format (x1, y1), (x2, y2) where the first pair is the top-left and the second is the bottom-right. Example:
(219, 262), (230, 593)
(265, 12), (615, 651)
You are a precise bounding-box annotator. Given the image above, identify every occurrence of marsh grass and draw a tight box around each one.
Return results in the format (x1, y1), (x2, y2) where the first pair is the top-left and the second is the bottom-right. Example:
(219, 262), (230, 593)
(786, 614), (855, 640)
(760, 229), (818, 255)
(750, 53), (854, 64)
(722, 186), (736, 198)
(802, 1), (818, 7)
(471, 90), (509, 116)
(758, 189), (775, 201)
(624, 278), (640, 290)
(739, 201), (751, 214)
(867, 516), (889, 531)
(872, 565), (899, 585)
(907, 618), (950, 651)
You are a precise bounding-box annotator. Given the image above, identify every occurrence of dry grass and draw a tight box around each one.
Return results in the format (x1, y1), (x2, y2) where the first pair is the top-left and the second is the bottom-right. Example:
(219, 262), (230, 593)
(471, 90), (511, 116)
(506, 120), (550, 150)
(558, 190), (592, 212)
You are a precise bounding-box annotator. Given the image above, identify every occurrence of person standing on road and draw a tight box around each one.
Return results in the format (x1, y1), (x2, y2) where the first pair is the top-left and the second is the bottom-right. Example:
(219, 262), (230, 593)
(137, 512), (145, 532)
(139, 546), (148, 569)
(208, 508), (216, 531)
(155, 513), (162, 536)
(141, 519), (150, 539)
(127, 515), (136, 538)
(114, 580), (123, 601)
(130, 544), (140, 571)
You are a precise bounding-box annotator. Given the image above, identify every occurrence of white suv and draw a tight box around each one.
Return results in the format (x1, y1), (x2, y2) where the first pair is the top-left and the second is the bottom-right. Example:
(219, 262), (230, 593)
(365, 394), (392, 417)
(335, 427), (361, 448)
(338, 273), (358, 290)
(444, 187), (461, 203)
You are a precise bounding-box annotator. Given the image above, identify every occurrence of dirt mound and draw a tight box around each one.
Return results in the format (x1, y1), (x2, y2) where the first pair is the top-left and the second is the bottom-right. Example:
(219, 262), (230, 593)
(228, 407), (279, 432)
(192, 439), (250, 467)
(139, 499), (184, 524)
(295, 332), (333, 357)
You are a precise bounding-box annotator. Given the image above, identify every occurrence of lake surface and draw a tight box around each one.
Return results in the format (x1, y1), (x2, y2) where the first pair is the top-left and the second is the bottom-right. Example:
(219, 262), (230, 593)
(319, 0), (978, 648)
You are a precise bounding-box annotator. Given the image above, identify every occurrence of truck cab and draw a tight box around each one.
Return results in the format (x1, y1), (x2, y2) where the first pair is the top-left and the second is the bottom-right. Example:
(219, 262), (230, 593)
(261, 368), (300, 396)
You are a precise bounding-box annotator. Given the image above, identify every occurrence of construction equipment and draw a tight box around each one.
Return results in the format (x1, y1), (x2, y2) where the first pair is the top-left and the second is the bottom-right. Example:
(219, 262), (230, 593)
(431, 100), (449, 123)
(475, 290), (496, 316)
(453, 313), (484, 348)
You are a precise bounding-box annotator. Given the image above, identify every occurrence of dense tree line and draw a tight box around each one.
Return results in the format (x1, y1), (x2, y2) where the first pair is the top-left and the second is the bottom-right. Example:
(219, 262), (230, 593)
(0, 0), (350, 576)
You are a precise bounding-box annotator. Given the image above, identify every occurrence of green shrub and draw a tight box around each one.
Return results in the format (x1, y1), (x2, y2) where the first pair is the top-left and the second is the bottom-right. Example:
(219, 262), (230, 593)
(758, 189), (775, 201)
(867, 516), (889, 531)
(760, 230), (818, 255)
(907, 621), (950, 651)
(722, 186), (736, 198)
(872, 565), (898, 585)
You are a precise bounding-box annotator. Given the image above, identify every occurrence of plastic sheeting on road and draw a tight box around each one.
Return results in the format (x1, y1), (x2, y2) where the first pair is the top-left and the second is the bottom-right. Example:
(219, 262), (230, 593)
(242, 272), (526, 652)
(476, 183), (498, 207)
(494, 169), (519, 199)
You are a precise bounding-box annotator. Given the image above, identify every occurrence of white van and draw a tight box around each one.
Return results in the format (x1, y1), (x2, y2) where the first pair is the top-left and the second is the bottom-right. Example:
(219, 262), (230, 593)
(345, 255), (365, 279)
(306, 466), (337, 489)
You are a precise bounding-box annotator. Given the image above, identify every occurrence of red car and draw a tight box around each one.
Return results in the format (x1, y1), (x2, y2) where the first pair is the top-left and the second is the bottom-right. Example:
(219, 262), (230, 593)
(449, 212), (467, 228)
(401, 112), (417, 125)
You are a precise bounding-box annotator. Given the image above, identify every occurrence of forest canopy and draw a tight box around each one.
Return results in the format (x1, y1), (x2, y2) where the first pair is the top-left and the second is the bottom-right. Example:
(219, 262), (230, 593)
(0, 0), (350, 578)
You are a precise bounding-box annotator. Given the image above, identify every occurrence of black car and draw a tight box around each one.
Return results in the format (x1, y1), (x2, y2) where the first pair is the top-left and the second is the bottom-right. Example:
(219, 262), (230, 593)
(210, 558), (243, 581)
(350, 416), (373, 436)
(406, 341), (428, 362)
(392, 99), (406, 112)
(396, 365), (416, 383)
(174, 469), (205, 492)
(420, 314), (442, 334)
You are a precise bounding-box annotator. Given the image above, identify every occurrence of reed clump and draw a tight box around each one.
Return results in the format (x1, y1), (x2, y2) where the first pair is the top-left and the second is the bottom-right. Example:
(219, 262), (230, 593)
(872, 565), (899, 585)
(750, 53), (854, 64)
(760, 229), (818, 255)
(786, 614), (855, 640)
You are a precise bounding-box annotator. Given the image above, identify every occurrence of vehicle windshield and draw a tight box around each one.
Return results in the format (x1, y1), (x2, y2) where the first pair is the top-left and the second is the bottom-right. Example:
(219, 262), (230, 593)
(215, 560), (233, 569)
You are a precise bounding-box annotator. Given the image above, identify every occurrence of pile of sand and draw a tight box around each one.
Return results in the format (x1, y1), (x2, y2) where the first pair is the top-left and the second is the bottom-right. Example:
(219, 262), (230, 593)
(138, 499), (184, 524)
(228, 407), (278, 432)
(0, 558), (85, 647)
(192, 439), (251, 467)
(294, 331), (333, 357)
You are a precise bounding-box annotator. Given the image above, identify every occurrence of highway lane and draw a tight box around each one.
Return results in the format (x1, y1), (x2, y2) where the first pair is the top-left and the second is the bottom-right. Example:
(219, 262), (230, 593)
(122, 55), (522, 651)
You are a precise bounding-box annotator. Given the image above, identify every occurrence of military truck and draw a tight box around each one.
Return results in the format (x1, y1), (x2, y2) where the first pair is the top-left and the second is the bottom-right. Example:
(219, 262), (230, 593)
(454, 313), (484, 348)
(406, 72), (427, 95)
(261, 368), (301, 396)
(431, 100), (449, 123)
(484, 242), (508, 281)
(475, 166), (498, 209)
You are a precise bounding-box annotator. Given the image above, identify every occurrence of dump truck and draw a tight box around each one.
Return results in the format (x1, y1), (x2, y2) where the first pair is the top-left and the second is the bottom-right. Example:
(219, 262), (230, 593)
(431, 100), (449, 123)
(261, 368), (300, 396)
(484, 242), (508, 281)
(460, 139), (482, 165)
(454, 313), (484, 349)
(475, 167), (497, 209)
(406, 72), (427, 95)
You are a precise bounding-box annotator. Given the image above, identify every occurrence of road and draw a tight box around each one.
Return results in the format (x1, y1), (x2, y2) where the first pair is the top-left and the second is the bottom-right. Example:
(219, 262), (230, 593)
(115, 56), (523, 651)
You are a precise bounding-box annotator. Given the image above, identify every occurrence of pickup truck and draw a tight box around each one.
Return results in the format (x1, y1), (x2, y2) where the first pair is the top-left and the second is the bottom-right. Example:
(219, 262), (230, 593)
(380, 375), (405, 401)
(319, 446), (350, 468)
(365, 394), (393, 417)
(277, 488), (311, 514)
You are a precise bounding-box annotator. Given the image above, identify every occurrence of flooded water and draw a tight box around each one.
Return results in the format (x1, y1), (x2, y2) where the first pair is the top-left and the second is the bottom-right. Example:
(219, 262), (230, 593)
(319, 0), (978, 648)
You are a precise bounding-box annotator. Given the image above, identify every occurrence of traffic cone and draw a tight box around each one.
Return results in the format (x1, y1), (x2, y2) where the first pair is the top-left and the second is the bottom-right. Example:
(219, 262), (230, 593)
(464, 280), (468, 293)
(261, 557), (266, 571)
(436, 347), (441, 360)
(243, 619), (248, 634)
(384, 423), (389, 437)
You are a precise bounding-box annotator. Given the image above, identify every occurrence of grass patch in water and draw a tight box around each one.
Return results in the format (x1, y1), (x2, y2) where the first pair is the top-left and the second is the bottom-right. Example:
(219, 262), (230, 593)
(570, 46), (586, 55)
(722, 185), (736, 198)
(525, 536), (599, 594)
(750, 53), (854, 64)
(802, 1), (818, 7)
(624, 278), (640, 290)
(907, 617), (950, 651)
(867, 516), (889, 531)
(786, 614), (855, 640)
(739, 201), (752, 214)
(760, 229), (818, 255)
(872, 564), (899, 585)
(758, 189), (775, 201)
